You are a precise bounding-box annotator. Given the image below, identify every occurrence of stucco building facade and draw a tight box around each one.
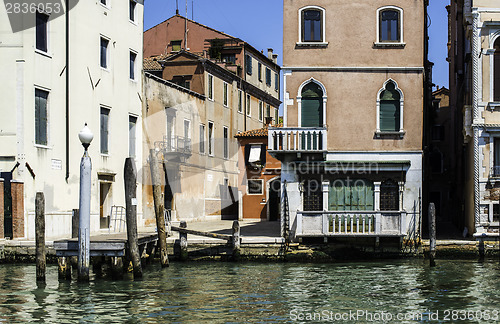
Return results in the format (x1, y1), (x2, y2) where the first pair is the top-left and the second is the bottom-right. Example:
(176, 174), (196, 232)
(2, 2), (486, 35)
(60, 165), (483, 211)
(272, 0), (430, 243)
(0, 1), (144, 239)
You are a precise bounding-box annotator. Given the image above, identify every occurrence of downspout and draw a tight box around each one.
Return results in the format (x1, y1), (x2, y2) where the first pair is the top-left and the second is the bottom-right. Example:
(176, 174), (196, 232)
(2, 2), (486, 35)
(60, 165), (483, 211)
(65, 0), (70, 183)
(472, 9), (481, 231)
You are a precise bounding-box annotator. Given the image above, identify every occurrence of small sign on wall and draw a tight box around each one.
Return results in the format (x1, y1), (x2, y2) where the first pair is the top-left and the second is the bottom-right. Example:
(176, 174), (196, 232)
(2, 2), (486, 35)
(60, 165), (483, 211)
(207, 173), (213, 182)
(51, 159), (62, 170)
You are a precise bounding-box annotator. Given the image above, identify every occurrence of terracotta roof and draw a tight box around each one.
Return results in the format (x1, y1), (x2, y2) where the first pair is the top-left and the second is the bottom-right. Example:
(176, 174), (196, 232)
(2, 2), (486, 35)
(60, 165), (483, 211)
(143, 54), (171, 71)
(235, 124), (282, 138)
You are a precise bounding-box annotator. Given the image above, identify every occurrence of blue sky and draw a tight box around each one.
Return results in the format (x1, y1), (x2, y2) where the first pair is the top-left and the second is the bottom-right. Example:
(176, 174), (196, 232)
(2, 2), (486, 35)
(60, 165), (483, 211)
(145, 0), (449, 89)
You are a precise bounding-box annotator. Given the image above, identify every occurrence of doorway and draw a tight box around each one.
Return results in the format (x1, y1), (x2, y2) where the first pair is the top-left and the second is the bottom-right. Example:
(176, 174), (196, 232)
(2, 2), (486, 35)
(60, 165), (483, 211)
(99, 182), (112, 229)
(1, 172), (12, 238)
(268, 178), (281, 221)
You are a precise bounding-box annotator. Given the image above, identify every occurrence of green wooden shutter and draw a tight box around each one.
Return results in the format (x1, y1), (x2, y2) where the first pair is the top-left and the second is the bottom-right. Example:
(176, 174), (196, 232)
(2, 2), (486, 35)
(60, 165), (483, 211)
(380, 100), (400, 132)
(35, 89), (48, 146)
(301, 98), (322, 127)
(329, 179), (374, 211)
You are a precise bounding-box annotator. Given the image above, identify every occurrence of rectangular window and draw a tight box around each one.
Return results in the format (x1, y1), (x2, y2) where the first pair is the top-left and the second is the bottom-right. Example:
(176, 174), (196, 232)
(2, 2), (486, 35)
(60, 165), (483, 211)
(100, 0), (107, 5)
(246, 55), (252, 75)
(100, 37), (109, 69)
(248, 179), (263, 195)
(275, 108), (279, 123)
(183, 119), (191, 151)
(36, 11), (49, 52)
(35, 89), (49, 146)
(266, 104), (271, 118)
(223, 126), (229, 159)
(380, 10), (400, 42)
(266, 68), (271, 86)
(199, 124), (205, 154)
(129, 0), (137, 22)
(129, 115), (137, 157)
(494, 139), (500, 177)
(246, 94), (251, 116)
(166, 114), (174, 151)
(100, 107), (110, 154)
(259, 101), (263, 121)
(303, 179), (323, 211)
(274, 73), (279, 91)
(302, 9), (322, 42)
(223, 82), (228, 107)
(129, 51), (137, 80)
(238, 90), (243, 113)
(258, 63), (262, 81)
(208, 74), (213, 100)
(208, 121), (214, 156)
(328, 179), (374, 211)
(171, 40), (182, 52)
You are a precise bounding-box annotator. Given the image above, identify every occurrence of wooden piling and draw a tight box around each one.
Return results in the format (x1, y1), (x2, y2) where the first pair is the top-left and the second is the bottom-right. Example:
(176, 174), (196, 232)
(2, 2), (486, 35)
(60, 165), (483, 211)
(428, 202), (436, 267)
(35, 192), (46, 282)
(179, 221), (188, 261)
(71, 209), (79, 269)
(149, 149), (169, 267)
(232, 220), (240, 261)
(124, 158), (142, 278)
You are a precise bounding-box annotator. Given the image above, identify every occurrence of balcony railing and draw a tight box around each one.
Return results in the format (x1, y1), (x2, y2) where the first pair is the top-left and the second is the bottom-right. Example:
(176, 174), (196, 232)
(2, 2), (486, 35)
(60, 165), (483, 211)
(155, 135), (192, 158)
(268, 127), (327, 152)
(491, 166), (500, 178)
(296, 210), (406, 237)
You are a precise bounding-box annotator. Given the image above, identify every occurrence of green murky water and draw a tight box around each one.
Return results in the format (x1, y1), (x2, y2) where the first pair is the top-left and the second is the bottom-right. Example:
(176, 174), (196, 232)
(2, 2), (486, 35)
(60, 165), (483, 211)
(0, 260), (499, 323)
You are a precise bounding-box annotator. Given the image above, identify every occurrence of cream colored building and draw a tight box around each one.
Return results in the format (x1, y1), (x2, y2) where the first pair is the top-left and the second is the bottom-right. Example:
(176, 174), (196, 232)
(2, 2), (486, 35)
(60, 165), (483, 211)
(0, 1), (144, 239)
(143, 50), (281, 223)
(461, 0), (500, 235)
(271, 0), (429, 243)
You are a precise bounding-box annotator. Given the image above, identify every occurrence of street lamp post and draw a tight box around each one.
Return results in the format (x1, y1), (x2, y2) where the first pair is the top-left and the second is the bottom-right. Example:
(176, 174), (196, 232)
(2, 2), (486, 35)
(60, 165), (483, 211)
(78, 124), (93, 282)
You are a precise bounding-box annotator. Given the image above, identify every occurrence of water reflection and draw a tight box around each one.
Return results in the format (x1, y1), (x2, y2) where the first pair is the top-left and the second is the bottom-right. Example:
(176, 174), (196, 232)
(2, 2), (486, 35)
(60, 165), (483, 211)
(0, 260), (499, 323)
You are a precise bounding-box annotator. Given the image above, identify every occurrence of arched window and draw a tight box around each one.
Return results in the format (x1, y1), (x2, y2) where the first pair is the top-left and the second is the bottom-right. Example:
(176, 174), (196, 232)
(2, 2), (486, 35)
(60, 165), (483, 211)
(301, 81), (324, 127)
(494, 37), (500, 101)
(299, 6), (325, 43)
(377, 80), (403, 133)
(380, 179), (399, 211)
(377, 7), (403, 43)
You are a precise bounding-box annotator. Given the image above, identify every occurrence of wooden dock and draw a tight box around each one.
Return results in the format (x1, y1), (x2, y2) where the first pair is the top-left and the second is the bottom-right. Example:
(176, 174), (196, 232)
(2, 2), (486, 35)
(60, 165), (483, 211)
(54, 232), (158, 258)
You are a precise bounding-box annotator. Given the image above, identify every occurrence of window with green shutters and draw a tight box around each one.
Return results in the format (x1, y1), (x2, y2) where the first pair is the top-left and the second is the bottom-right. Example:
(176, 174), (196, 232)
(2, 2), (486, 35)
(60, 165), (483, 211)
(328, 179), (374, 211)
(246, 55), (252, 75)
(379, 81), (401, 132)
(301, 82), (323, 127)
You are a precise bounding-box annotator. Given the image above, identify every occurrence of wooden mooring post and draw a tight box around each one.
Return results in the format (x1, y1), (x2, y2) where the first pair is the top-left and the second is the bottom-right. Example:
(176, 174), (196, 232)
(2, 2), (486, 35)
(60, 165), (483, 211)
(428, 202), (436, 267)
(124, 158), (142, 278)
(35, 192), (46, 282)
(179, 221), (188, 261)
(232, 220), (240, 261)
(149, 149), (169, 267)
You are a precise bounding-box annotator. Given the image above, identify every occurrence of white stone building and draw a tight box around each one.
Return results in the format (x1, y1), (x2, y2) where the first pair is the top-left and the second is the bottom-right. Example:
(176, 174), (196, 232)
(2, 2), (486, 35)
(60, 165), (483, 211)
(0, 0), (144, 240)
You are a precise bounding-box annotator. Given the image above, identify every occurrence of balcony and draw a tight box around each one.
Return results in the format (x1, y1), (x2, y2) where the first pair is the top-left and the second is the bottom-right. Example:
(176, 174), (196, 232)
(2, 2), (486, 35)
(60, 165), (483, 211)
(295, 210), (406, 237)
(155, 135), (192, 161)
(268, 127), (327, 152)
(491, 166), (500, 178)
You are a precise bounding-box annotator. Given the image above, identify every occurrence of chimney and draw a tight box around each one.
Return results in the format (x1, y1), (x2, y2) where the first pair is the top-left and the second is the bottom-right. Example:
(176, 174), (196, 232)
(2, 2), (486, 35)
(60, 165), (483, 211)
(267, 48), (273, 60)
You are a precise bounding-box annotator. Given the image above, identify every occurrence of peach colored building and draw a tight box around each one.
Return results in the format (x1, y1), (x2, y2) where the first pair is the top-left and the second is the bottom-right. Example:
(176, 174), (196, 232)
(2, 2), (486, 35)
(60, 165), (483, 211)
(270, 0), (430, 243)
(235, 122), (282, 220)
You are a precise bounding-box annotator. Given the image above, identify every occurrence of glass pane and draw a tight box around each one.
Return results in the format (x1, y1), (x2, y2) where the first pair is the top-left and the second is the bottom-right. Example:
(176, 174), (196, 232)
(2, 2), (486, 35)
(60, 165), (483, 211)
(100, 38), (108, 68)
(100, 108), (109, 154)
(380, 101), (400, 131)
(36, 12), (48, 52)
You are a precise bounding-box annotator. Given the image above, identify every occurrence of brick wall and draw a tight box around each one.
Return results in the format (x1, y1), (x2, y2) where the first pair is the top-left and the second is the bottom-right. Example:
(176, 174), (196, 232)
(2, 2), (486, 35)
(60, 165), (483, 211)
(0, 179), (4, 239)
(11, 180), (24, 239)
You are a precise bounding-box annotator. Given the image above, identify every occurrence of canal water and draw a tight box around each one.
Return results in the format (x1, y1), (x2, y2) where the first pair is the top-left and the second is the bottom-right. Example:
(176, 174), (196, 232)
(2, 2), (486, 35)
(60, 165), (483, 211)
(0, 260), (499, 323)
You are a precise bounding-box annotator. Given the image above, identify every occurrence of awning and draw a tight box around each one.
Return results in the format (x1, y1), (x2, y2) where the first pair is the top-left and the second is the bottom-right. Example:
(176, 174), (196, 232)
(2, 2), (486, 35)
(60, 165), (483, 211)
(248, 145), (261, 163)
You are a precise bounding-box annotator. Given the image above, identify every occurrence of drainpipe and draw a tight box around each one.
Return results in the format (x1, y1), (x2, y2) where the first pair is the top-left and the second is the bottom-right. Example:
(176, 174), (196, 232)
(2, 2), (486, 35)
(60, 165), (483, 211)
(472, 9), (480, 230)
(65, 0), (70, 183)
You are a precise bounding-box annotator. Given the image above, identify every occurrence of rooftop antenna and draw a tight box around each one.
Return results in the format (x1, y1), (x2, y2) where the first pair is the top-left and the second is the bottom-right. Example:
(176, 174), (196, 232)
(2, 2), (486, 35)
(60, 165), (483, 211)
(176, 0), (179, 15)
(192, 0), (194, 20)
(184, 0), (188, 50)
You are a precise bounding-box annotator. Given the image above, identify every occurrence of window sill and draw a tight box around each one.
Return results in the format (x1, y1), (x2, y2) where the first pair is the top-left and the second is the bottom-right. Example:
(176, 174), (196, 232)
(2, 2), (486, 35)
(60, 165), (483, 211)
(101, 153), (110, 157)
(295, 42), (329, 48)
(35, 49), (52, 59)
(100, 67), (110, 73)
(373, 42), (406, 49)
(375, 130), (405, 139)
(129, 20), (138, 26)
(34, 144), (51, 150)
